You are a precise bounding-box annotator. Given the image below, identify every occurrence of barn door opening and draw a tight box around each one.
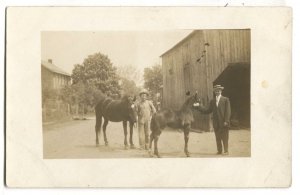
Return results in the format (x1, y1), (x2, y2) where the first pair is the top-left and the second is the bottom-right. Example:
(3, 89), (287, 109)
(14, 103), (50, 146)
(213, 63), (250, 129)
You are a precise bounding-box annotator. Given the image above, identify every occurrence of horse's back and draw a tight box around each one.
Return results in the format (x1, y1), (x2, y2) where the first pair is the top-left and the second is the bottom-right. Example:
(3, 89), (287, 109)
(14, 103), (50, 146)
(101, 99), (129, 122)
(151, 109), (175, 132)
(151, 108), (194, 131)
(95, 97), (113, 114)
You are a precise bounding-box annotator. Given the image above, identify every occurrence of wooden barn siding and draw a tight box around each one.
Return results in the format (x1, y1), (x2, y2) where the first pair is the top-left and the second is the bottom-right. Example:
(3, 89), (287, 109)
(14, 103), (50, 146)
(203, 29), (250, 100)
(162, 30), (250, 130)
(189, 31), (211, 130)
(162, 54), (172, 108)
(162, 31), (209, 130)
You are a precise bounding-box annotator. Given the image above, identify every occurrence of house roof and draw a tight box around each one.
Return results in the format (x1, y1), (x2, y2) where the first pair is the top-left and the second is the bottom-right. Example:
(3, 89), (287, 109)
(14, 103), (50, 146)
(41, 60), (71, 76)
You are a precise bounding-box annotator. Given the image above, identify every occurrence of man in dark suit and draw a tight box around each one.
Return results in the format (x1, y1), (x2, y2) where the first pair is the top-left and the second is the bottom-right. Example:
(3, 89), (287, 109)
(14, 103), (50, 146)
(195, 85), (231, 155)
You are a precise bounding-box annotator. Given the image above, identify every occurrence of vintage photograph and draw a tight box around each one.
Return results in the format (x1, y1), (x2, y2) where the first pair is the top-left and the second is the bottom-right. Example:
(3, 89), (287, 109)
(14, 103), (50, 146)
(42, 30), (251, 159)
(6, 7), (291, 187)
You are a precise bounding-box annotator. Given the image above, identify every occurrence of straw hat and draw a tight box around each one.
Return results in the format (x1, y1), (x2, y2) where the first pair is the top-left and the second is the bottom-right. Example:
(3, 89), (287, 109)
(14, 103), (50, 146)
(213, 85), (224, 91)
(139, 89), (149, 96)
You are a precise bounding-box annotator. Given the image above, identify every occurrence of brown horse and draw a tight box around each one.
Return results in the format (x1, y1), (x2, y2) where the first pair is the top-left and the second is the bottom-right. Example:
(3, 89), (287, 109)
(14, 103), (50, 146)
(149, 92), (200, 157)
(95, 95), (137, 149)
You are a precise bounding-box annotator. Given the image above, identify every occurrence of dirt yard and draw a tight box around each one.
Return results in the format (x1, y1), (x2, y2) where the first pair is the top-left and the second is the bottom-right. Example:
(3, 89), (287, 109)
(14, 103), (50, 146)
(43, 117), (251, 159)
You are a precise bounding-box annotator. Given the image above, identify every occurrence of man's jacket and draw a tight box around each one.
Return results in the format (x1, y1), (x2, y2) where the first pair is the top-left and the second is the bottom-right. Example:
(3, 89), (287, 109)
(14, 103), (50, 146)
(198, 96), (231, 129)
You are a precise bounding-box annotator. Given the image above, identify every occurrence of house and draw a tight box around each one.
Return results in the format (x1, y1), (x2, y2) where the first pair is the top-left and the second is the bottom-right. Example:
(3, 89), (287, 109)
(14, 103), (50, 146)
(41, 59), (71, 122)
(41, 59), (71, 90)
(161, 30), (251, 131)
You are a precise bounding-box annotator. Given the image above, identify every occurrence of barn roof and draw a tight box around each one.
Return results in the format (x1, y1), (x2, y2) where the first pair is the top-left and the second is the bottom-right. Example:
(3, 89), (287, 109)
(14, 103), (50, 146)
(160, 30), (197, 57)
(41, 60), (71, 76)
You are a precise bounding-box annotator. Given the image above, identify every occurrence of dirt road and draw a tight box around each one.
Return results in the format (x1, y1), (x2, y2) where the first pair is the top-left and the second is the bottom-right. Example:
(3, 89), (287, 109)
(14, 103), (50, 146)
(43, 117), (250, 159)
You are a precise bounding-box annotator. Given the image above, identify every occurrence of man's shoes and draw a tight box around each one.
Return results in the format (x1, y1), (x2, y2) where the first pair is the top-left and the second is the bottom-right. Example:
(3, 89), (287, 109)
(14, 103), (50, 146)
(216, 152), (222, 155)
(223, 151), (229, 155)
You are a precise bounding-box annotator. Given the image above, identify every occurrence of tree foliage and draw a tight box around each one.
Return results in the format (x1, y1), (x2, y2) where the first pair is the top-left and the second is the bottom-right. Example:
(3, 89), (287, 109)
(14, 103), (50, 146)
(119, 77), (142, 97)
(117, 65), (142, 96)
(59, 52), (147, 117)
(58, 52), (120, 117)
(117, 65), (144, 87)
(72, 52), (121, 96)
(144, 64), (163, 97)
(60, 82), (104, 107)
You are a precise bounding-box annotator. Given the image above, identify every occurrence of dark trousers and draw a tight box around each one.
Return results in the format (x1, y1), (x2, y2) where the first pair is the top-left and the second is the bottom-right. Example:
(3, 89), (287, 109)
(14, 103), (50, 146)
(214, 128), (229, 153)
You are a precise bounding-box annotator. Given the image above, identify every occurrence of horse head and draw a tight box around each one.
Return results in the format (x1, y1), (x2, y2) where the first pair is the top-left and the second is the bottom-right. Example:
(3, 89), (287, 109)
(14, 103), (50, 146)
(122, 95), (138, 123)
(184, 91), (201, 108)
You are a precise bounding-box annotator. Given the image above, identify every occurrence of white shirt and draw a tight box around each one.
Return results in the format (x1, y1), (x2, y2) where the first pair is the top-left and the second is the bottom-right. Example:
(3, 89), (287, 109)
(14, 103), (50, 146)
(216, 95), (221, 107)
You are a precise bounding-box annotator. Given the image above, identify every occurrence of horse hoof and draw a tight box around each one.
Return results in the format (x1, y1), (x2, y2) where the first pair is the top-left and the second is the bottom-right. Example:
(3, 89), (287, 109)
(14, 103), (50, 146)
(154, 152), (161, 158)
(130, 145), (136, 149)
(124, 145), (129, 150)
(105, 143), (109, 146)
(148, 150), (153, 157)
(96, 143), (99, 147)
(185, 151), (190, 157)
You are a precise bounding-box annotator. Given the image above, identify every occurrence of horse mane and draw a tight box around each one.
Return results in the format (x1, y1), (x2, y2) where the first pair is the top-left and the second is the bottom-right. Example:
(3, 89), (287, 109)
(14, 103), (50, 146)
(179, 95), (194, 111)
(120, 95), (130, 102)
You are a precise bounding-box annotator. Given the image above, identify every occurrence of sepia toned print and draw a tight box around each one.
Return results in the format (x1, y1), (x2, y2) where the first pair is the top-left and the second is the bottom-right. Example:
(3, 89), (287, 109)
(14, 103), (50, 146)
(6, 7), (291, 187)
(42, 30), (251, 159)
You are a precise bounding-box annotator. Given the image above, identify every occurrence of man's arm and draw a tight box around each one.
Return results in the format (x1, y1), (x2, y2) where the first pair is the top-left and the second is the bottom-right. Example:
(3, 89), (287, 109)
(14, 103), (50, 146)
(149, 101), (157, 114)
(197, 100), (213, 114)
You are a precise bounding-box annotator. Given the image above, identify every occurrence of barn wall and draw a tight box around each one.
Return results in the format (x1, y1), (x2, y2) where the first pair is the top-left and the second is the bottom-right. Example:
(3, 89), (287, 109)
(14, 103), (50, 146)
(204, 30), (251, 98)
(162, 29), (250, 131)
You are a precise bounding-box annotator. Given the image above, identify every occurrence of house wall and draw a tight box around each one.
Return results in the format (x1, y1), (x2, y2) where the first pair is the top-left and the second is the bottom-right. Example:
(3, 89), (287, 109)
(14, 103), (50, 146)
(41, 66), (71, 90)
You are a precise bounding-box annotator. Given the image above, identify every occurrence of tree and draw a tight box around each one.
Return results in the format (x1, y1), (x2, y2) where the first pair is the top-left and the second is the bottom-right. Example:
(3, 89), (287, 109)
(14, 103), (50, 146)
(144, 64), (163, 98)
(60, 81), (105, 115)
(60, 52), (119, 118)
(119, 77), (142, 97)
(116, 65), (142, 96)
(117, 65), (144, 87)
(71, 52), (121, 96)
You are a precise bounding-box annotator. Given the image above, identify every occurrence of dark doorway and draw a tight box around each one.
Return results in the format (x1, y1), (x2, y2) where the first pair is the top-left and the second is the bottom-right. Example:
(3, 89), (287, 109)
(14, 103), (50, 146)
(213, 63), (250, 128)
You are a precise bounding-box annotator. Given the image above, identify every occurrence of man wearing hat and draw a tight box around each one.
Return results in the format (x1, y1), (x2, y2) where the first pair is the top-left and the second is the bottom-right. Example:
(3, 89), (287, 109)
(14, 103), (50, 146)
(137, 89), (157, 150)
(196, 85), (231, 155)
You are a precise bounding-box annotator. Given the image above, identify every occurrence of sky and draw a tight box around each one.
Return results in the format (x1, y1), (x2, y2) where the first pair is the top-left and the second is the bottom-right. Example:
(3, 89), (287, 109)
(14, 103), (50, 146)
(41, 31), (192, 85)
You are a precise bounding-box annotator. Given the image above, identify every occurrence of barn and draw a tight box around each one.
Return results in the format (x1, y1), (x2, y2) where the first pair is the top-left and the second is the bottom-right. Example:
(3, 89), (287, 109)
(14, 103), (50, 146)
(161, 30), (250, 131)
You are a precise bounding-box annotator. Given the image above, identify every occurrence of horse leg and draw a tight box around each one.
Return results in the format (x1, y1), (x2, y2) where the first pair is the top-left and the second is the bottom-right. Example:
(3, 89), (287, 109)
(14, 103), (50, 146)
(148, 132), (154, 157)
(149, 133), (154, 148)
(123, 121), (128, 149)
(95, 115), (102, 146)
(184, 125), (191, 157)
(103, 119), (109, 146)
(144, 121), (150, 150)
(129, 122), (135, 149)
(154, 133), (161, 158)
